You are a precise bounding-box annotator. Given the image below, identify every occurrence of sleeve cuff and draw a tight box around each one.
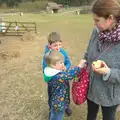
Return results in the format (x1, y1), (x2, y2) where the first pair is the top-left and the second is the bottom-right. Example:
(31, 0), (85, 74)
(103, 69), (111, 81)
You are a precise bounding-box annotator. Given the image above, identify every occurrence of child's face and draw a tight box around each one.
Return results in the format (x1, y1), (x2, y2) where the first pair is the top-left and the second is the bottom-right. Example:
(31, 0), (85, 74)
(53, 60), (64, 70)
(49, 41), (62, 51)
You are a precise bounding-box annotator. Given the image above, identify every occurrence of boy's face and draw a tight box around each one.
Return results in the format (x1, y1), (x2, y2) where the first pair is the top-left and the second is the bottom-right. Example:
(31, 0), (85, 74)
(49, 41), (62, 51)
(53, 60), (64, 70)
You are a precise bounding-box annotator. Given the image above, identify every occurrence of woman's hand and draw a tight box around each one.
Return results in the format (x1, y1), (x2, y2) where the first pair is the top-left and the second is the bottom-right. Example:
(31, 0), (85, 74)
(78, 59), (87, 68)
(92, 61), (110, 75)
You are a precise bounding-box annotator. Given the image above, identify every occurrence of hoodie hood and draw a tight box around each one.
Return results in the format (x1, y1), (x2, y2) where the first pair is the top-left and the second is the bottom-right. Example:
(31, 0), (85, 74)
(44, 67), (61, 82)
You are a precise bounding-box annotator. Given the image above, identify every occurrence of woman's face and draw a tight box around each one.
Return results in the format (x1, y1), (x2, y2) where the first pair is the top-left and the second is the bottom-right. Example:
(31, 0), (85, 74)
(93, 14), (114, 31)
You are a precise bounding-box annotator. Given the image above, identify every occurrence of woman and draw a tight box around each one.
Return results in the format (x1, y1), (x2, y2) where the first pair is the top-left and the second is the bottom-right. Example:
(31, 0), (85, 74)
(80, 0), (120, 120)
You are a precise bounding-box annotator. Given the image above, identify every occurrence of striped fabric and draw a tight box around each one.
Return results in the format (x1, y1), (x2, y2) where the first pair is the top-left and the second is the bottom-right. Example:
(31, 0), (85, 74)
(99, 21), (120, 43)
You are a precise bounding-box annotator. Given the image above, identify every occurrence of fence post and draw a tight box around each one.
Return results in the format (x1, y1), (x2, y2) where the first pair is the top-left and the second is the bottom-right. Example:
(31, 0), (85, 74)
(3, 22), (12, 36)
(34, 22), (37, 34)
(0, 21), (37, 36)
(15, 21), (19, 35)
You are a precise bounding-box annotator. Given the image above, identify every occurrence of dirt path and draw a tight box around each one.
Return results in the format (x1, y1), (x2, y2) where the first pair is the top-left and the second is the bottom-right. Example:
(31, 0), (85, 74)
(0, 34), (50, 120)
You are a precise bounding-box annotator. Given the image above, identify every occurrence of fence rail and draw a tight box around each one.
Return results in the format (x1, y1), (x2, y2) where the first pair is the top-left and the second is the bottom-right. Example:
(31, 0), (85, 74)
(0, 21), (37, 36)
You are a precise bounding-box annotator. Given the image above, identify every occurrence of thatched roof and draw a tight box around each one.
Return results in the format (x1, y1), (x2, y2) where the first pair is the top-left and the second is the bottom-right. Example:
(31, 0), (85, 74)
(46, 2), (60, 9)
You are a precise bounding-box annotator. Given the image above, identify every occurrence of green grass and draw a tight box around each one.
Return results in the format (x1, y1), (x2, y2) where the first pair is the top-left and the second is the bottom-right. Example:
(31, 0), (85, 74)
(4, 12), (92, 21)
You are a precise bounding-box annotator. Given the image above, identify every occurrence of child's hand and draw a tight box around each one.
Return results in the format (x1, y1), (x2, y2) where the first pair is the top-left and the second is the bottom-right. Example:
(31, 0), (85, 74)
(78, 59), (87, 68)
(62, 65), (66, 71)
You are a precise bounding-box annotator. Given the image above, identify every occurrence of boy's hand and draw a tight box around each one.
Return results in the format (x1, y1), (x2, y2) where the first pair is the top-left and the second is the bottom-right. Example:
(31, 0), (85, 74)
(79, 59), (87, 68)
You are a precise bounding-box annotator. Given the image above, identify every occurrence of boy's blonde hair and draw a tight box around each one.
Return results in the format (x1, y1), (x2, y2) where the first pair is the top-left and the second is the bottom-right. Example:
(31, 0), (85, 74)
(47, 32), (62, 45)
(45, 51), (64, 66)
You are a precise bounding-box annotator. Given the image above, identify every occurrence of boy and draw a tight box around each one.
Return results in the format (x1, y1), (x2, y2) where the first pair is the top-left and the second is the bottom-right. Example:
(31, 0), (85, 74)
(42, 32), (72, 116)
(44, 51), (81, 120)
(43, 32), (71, 71)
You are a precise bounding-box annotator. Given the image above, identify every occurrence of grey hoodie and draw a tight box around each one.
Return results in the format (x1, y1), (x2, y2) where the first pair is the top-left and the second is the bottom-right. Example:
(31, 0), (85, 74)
(84, 28), (120, 106)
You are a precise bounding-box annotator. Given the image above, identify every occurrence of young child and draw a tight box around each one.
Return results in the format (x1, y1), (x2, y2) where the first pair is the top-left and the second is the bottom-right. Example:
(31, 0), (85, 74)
(44, 51), (81, 120)
(43, 32), (71, 71)
(42, 32), (72, 116)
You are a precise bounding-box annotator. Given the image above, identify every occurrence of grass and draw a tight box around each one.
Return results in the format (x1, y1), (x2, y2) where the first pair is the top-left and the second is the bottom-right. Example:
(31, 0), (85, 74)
(0, 12), (116, 120)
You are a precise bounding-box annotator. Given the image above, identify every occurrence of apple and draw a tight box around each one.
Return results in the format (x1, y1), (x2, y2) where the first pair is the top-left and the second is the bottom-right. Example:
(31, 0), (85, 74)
(92, 60), (104, 69)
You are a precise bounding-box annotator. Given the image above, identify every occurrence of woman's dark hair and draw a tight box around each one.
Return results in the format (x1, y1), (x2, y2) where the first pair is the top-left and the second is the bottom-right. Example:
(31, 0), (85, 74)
(92, 0), (120, 20)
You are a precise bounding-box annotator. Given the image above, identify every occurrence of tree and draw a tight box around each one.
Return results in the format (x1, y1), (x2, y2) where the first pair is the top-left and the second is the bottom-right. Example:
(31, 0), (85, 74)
(0, 0), (22, 7)
(0, 0), (94, 8)
(52, 0), (94, 6)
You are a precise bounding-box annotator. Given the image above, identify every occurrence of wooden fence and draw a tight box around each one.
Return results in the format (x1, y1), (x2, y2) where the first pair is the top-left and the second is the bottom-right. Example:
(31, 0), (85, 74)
(0, 21), (37, 36)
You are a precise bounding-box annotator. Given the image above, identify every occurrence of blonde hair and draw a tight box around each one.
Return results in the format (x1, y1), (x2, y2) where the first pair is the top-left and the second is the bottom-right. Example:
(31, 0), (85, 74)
(92, 0), (120, 20)
(115, 106), (120, 120)
(44, 51), (64, 66)
(47, 32), (62, 45)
